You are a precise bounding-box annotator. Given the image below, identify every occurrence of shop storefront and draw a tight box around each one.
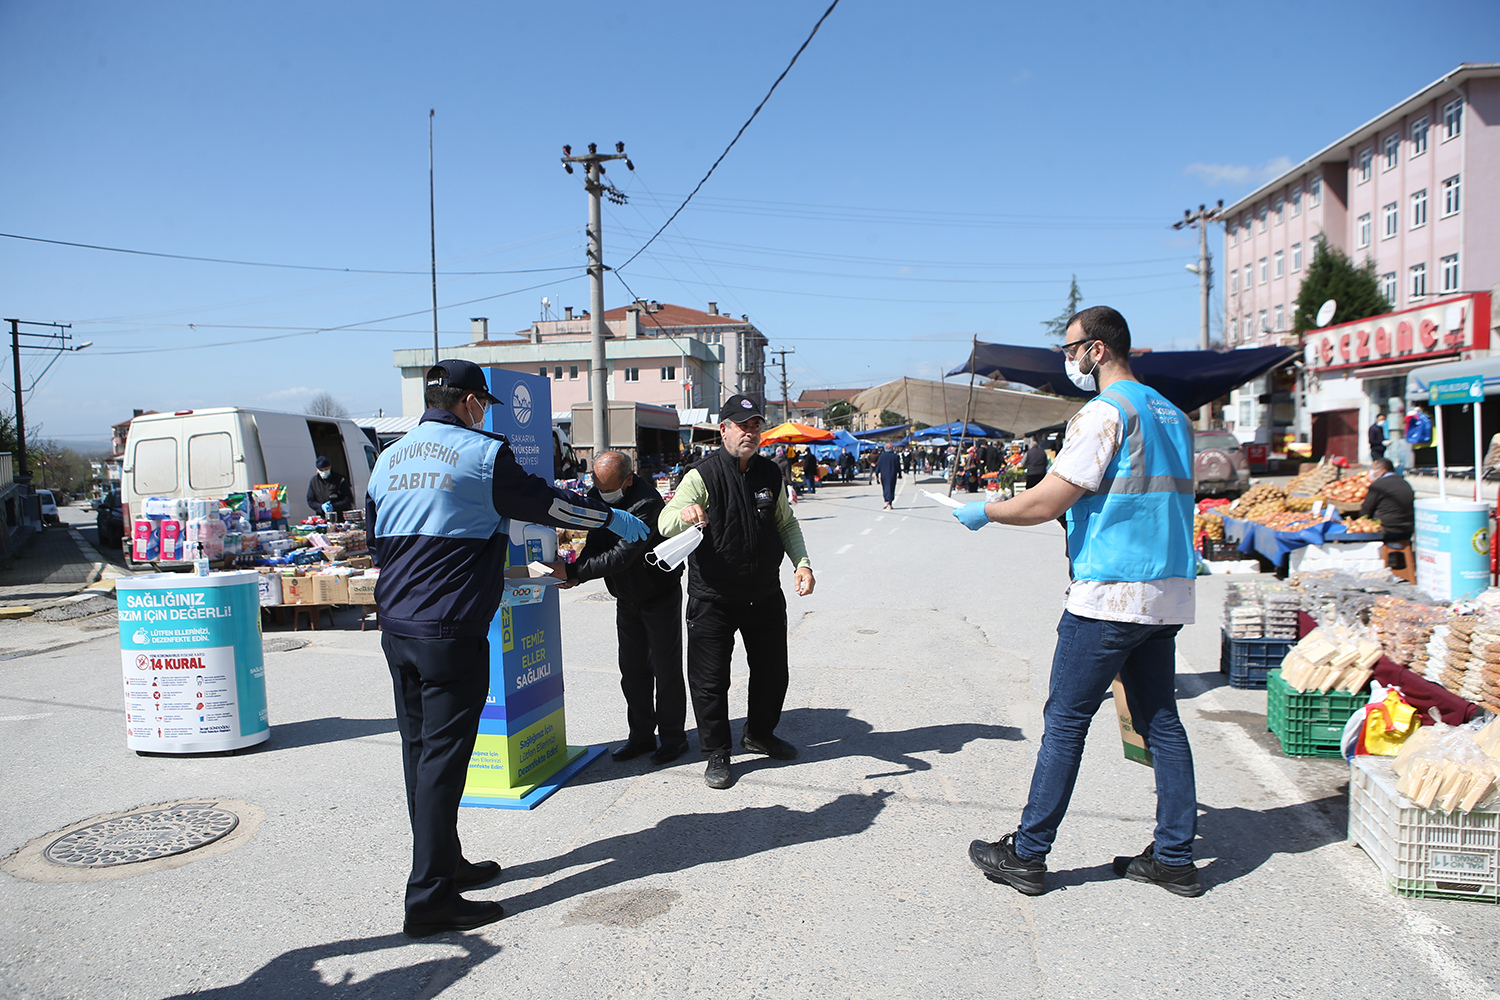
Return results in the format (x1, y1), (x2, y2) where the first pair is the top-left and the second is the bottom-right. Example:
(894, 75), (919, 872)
(1303, 293), (1493, 465)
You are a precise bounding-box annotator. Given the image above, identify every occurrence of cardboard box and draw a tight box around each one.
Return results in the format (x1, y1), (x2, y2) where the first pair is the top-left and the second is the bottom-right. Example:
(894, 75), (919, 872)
(1111, 677), (1153, 767)
(309, 574), (349, 605)
(347, 576), (377, 605)
(256, 572), (282, 607)
(281, 575), (316, 605)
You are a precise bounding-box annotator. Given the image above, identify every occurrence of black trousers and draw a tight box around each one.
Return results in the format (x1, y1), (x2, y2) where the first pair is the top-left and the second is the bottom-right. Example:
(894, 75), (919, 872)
(685, 591), (789, 752)
(383, 632), (490, 916)
(617, 586), (687, 745)
(1025, 472), (1046, 490)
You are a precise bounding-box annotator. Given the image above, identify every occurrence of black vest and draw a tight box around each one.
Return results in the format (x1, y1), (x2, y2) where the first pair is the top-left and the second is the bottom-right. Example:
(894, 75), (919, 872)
(688, 448), (787, 604)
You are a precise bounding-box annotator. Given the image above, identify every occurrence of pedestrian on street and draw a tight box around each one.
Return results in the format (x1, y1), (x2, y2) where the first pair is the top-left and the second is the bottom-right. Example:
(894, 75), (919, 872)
(367, 360), (650, 937)
(875, 442), (901, 509)
(1368, 414), (1387, 462)
(306, 455), (355, 521)
(951, 306), (1201, 898)
(1022, 437), (1049, 491)
(563, 451), (689, 766)
(801, 449), (820, 495)
(659, 393), (816, 790)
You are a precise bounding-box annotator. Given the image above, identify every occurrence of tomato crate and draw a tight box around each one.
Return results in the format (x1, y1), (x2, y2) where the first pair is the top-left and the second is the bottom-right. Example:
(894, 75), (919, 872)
(1347, 756), (1500, 904)
(1219, 631), (1295, 689)
(1266, 669), (1367, 757)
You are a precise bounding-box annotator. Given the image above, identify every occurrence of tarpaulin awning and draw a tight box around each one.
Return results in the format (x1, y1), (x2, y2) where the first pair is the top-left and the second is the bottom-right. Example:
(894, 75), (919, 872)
(910, 421), (1011, 441)
(851, 424), (909, 439)
(852, 378), (1085, 437)
(760, 421), (835, 444)
(946, 343), (1298, 415)
(810, 430), (873, 458)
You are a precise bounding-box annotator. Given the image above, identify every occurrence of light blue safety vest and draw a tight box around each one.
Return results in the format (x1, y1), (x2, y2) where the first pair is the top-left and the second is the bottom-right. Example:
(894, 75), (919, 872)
(369, 419), (503, 541)
(1065, 380), (1196, 583)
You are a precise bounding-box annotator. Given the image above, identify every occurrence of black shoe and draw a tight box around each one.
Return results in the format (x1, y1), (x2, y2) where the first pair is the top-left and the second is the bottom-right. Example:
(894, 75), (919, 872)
(610, 739), (656, 762)
(704, 750), (733, 789)
(969, 833), (1046, 896)
(1113, 845), (1203, 897)
(455, 858), (502, 890)
(650, 741), (689, 765)
(403, 897), (506, 938)
(741, 730), (798, 760)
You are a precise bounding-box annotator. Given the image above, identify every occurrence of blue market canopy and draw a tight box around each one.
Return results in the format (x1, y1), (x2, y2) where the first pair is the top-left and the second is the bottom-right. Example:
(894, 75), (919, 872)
(809, 429), (873, 458)
(946, 343), (1297, 415)
(851, 424), (909, 439)
(910, 421), (1011, 441)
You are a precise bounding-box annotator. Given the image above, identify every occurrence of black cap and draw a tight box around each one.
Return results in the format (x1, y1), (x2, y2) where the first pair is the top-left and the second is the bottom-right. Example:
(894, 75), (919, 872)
(315, 455), (331, 469)
(720, 393), (764, 423)
(426, 359), (501, 404)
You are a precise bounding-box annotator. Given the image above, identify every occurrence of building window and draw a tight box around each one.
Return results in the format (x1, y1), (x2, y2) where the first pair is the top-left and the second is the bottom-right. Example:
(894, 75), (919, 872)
(1381, 272), (1397, 304)
(1230, 316), (1239, 342)
(1244, 265), (1253, 290)
(1274, 305), (1285, 332)
(1257, 309), (1268, 334)
(1357, 148), (1373, 183)
(554, 366), (563, 380)
(1310, 174), (1322, 206)
(1442, 175), (1461, 217)
(1273, 194), (1284, 225)
(1412, 188), (1427, 228)
(1256, 205), (1267, 232)
(537, 367), (548, 379)
(1383, 133), (1400, 171)
(1229, 223), (1237, 247)
(1242, 212), (1252, 235)
(1273, 250), (1284, 279)
(1230, 270), (1238, 295)
(1292, 242), (1303, 272)
(1443, 97), (1463, 140)
(569, 365), (579, 380)
(1411, 262), (1427, 299)
(1441, 254), (1460, 293)
(660, 365), (676, 381)
(1258, 257), (1267, 284)
(623, 367), (640, 382)
(1357, 213), (1371, 248)
(1412, 116), (1428, 156)
(1290, 183), (1302, 216)
(1239, 398), (1253, 427)
(1382, 202), (1398, 239)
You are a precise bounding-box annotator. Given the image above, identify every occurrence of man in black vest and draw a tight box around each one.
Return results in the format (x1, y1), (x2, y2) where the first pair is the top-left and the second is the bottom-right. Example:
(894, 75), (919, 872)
(659, 394), (816, 789)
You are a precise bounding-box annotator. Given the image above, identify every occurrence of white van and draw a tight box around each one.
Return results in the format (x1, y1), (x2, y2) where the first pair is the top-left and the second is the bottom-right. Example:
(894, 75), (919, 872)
(121, 408), (377, 561)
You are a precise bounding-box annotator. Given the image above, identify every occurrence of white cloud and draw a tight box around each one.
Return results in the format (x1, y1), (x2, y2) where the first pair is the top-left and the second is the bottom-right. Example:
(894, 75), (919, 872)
(261, 385), (319, 401)
(1183, 156), (1294, 188)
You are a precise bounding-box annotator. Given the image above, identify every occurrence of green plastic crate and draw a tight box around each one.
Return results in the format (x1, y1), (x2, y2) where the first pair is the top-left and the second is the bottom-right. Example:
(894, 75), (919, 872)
(1266, 669), (1368, 758)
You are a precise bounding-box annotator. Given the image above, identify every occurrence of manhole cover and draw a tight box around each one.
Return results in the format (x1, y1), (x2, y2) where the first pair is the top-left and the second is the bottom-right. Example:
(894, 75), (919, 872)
(264, 638), (308, 653)
(43, 802), (239, 868)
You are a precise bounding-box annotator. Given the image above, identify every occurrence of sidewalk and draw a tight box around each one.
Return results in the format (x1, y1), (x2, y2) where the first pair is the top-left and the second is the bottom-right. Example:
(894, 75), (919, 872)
(0, 526), (103, 612)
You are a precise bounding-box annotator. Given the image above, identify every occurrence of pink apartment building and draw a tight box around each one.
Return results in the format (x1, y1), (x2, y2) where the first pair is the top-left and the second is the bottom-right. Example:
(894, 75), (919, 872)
(1220, 63), (1500, 461)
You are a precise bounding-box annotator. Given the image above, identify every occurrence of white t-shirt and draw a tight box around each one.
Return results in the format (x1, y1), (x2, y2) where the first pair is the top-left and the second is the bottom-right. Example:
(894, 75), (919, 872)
(1049, 395), (1196, 626)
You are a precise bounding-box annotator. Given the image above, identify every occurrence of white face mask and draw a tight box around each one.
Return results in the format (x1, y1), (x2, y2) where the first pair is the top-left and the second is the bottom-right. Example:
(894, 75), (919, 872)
(601, 486), (626, 504)
(1064, 344), (1099, 392)
(318, 470), (331, 480)
(466, 397), (488, 429)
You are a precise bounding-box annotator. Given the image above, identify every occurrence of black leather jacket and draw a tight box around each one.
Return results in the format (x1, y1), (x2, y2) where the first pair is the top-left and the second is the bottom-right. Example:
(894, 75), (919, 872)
(567, 474), (681, 603)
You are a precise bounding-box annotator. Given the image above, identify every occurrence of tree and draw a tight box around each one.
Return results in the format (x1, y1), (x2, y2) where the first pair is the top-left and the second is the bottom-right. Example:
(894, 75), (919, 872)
(305, 393), (350, 418)
(1293, 233), (1390, 333)
(824, 399), (855, 429)
(1040, 275), (1084, 342)
(879, 409), (906, 427)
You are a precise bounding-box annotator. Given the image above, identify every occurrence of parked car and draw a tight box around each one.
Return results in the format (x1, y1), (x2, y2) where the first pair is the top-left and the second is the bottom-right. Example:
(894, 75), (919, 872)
(36, 489), (59, 525)
(1193, 431), (1250, 498)
(97, 489), (124, 551)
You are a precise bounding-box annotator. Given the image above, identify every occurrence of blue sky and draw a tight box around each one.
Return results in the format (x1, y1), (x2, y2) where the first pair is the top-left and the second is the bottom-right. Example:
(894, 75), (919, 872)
(2, 1), (1495, 447)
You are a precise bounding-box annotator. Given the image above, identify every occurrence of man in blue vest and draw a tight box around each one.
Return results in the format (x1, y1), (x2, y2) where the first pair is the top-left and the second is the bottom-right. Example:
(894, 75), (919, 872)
(367, 359), (650, 937)
(951, 306), (1202, 898)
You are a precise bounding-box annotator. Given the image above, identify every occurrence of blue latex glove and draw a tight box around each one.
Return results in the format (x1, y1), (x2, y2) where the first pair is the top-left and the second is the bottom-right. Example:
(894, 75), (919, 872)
(605, 508), (650, 543)
(321, 502), (334, 514)
(953, 501), (991, 531)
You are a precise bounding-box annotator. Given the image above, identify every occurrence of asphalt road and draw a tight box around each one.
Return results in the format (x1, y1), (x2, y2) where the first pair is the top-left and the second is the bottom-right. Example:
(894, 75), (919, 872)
(1, 475), (1496, 999)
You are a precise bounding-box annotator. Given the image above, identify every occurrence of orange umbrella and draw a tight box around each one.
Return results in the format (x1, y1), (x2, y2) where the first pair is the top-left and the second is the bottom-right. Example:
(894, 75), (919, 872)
(758, 421), (835, 444)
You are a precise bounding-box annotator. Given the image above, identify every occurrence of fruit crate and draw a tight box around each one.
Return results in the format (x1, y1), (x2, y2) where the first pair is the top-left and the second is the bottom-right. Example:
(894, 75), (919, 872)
(1219, 631), (1296, 689)
(1347, 756), (1500, 903)
(1266, 669), (1367, 758)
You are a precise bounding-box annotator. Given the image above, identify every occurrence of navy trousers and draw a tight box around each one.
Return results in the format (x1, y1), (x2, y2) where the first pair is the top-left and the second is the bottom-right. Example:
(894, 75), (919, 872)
(383, 632), (490, 917)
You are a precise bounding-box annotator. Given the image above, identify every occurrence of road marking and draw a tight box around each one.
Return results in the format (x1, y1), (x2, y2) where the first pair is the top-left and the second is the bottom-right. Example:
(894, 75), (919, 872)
(0, 713), (53, 722)
(875, 515), (886, 522)
(860, 528), (872, 536)
(835, 544), (853, 555)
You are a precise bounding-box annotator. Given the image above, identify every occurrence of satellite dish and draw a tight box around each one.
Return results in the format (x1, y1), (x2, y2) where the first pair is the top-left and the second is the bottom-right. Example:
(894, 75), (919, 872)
(1316, 299), (1337, 328)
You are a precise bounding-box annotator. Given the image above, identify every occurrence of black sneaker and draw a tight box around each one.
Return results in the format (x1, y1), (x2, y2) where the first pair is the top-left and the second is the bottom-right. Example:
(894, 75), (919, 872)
(969, 833), (1045, 896)
(1112, 845), (1203, 897)
(704, 750), (733, 789)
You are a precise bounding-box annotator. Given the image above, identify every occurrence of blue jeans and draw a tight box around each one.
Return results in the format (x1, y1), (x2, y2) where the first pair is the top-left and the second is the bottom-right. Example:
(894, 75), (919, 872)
(1015, 611), (1198, 866)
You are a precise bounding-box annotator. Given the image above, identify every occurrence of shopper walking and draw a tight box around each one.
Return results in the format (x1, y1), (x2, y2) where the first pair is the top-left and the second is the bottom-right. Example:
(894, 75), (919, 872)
(659, 394), (816, 790)
(368, 360), (649, 936)
(952, 306), (1201, 898)
(875, 442), (901, 509)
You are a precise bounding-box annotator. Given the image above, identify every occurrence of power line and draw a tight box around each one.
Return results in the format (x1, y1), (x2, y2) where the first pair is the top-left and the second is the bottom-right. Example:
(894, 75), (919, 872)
(617, 0), (841, 271)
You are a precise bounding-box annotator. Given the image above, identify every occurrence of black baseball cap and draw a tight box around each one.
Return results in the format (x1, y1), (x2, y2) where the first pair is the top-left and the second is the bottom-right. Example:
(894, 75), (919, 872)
(426, 359), (500, 404)
(720, 393), (765, 423)
(315, 455), (331, 469)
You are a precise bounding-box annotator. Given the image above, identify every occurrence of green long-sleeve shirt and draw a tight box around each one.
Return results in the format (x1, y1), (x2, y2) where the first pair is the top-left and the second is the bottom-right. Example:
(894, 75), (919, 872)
(659, 468), (811, 570)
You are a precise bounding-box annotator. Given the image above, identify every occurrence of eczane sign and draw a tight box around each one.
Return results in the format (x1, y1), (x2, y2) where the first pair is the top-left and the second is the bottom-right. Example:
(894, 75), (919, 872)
(1303, 292), (1491, 373)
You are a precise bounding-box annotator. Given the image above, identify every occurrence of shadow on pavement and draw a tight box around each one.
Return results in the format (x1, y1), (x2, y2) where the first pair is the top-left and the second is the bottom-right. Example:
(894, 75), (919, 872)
(775, 706), (1024, 779)
(1194, 793), (1348, 890)
(255, 716), (399, 752)
(157, 932), (500, 999)
(499, 790), (893, 915)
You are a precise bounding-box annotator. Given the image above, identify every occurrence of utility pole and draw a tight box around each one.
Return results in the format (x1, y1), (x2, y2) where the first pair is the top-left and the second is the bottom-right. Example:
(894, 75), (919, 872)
(561, 142), (632, 462)
(6, 319), (88, 483)
(768, 347), (795, 425)
(429, 108), (439, 366)
(1174, 200), (1222, 428)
